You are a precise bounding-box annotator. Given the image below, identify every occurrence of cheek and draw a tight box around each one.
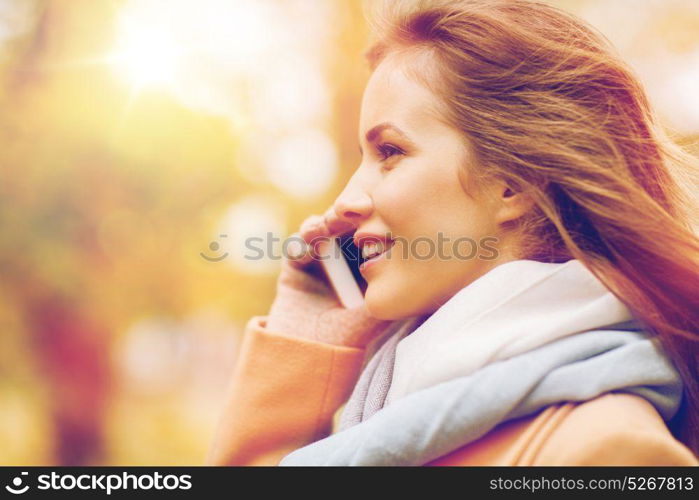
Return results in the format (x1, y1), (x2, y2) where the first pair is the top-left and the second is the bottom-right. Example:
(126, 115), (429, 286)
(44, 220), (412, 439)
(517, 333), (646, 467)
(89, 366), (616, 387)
(373, 169), (443, 233)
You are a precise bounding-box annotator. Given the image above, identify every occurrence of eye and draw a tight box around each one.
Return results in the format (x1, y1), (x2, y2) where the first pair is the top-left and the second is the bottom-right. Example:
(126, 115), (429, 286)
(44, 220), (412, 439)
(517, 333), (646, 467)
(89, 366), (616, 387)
(377, 143), (403, 162)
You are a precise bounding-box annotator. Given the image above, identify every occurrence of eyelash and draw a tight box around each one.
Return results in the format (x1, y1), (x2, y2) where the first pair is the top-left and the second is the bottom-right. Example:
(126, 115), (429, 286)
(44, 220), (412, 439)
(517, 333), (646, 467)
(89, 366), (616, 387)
(377, 143), (403, 162)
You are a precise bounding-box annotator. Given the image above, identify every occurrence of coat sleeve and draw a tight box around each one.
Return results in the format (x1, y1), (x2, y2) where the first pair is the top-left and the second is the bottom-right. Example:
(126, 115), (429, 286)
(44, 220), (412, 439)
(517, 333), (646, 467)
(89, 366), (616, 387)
(527, 393), (699, 466)
(204, 316), (366, 466)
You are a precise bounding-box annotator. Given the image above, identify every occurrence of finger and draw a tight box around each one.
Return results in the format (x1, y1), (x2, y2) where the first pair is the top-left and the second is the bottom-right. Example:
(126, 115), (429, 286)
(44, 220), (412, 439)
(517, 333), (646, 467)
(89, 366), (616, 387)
(288, 232), (329, 272)
(323, 207), (356, 236)
(285, 231), (330, 269)
(282, 215), (325, 269)
(299, 214), (333, 258)
(299, 214), (328, 241)
(285, 233), (312, 266)
(279, 254), (331, 294)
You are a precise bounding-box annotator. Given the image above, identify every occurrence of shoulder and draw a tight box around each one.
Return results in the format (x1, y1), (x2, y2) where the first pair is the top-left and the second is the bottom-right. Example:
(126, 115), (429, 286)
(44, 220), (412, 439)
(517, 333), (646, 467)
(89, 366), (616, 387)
(527, 392), (698, 466)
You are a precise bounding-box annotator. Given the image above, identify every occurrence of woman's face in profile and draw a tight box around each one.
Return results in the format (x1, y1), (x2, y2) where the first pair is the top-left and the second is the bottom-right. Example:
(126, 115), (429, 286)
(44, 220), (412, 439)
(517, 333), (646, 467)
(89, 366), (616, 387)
(333, 52), (514, 320)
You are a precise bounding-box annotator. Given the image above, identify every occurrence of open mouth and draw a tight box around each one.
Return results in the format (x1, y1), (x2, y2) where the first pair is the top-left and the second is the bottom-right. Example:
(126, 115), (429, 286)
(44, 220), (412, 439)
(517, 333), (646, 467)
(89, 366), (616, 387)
(337, 231), (394, 279)
(360, 239), (395, 262)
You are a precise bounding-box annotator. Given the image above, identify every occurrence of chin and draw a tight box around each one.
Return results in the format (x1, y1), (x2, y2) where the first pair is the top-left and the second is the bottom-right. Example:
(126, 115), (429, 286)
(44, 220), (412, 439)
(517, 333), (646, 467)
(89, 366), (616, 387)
(363, 283), (395, 320)
(364, 284), (419, 321)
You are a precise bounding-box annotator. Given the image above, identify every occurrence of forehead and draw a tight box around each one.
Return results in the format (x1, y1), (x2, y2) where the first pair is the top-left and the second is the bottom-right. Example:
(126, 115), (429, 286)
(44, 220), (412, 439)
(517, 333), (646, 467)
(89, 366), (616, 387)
(359, 52), (446, 139)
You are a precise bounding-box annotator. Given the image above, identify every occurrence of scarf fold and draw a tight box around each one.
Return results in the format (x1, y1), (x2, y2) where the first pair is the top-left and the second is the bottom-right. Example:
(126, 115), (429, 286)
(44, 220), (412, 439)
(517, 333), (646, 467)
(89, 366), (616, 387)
(337, 317), (419, 430)
(386, 259), (634, 405)
(280, 328), (683, 465)
(278, 259), (683, 466)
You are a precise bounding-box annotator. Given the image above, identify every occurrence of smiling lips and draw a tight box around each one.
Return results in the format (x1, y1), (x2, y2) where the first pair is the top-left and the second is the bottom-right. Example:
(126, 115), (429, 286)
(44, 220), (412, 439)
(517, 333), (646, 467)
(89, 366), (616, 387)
(353, 231), (395, 271)
(361, 240), (391, 260)
(358, 241), (395, 276)
(354, 231), (393, 249)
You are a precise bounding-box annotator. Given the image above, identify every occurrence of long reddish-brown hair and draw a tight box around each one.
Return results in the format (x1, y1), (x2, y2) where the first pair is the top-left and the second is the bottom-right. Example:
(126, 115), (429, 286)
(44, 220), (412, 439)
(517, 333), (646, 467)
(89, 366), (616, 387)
(363, 0), (699, 456)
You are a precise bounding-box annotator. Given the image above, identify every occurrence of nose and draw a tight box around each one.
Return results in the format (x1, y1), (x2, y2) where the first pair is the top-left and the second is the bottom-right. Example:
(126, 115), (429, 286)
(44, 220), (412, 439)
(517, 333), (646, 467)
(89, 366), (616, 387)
(333, 190), (373, 224)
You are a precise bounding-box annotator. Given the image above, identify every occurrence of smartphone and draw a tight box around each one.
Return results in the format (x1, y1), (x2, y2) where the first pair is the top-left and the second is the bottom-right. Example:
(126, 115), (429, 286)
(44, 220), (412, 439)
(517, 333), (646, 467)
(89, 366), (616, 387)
(317, 231), (367, 309)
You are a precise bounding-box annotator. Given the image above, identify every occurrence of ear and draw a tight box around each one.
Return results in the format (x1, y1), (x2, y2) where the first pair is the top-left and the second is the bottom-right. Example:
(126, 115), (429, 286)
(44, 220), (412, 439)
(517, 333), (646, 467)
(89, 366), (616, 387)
(489, 180), (536, 226)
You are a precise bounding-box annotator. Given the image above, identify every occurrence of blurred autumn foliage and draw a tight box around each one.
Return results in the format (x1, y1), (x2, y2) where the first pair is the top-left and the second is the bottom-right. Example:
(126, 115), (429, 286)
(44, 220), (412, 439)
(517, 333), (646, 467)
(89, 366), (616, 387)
(0, 0), (697, 465)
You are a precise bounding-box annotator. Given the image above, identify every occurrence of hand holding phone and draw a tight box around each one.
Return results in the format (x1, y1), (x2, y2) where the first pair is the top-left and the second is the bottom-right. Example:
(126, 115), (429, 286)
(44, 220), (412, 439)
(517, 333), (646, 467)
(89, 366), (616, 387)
(266, 212), (391, 348)
(317, 231), (367, 309)
(286, 210), (367, 309)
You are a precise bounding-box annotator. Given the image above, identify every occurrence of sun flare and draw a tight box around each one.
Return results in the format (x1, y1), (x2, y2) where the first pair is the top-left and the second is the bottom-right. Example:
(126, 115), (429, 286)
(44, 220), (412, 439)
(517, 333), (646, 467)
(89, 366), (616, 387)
(110, 15), (181, 91)
(113, 27), (179, 89)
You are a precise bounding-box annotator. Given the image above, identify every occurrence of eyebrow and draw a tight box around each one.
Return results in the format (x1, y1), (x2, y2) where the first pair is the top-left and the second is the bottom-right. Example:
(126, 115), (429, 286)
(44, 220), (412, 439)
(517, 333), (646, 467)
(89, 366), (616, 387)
(358, 122), (410, 155)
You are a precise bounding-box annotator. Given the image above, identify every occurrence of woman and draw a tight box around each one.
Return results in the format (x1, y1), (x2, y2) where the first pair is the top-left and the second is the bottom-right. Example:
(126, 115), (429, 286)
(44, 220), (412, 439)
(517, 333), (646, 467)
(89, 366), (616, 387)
(206, 0), (699, 466)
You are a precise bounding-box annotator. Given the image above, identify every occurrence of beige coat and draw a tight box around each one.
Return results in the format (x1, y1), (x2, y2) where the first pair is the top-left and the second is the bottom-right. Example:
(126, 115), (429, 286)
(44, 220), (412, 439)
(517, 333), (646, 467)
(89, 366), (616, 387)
(205, 316), (699, 466)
